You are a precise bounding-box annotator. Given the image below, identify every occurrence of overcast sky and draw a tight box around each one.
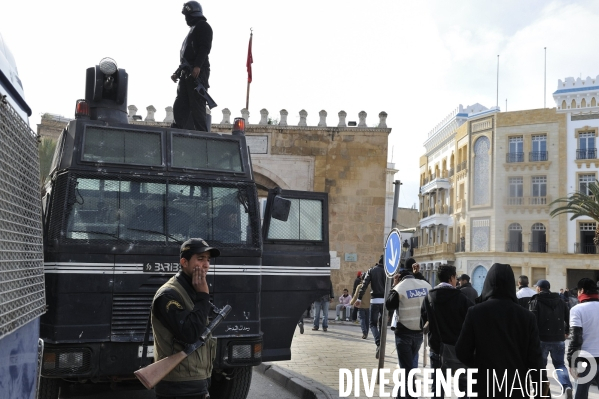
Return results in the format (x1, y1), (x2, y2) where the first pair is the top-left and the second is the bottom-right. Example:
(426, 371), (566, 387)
(3, 0), (599, 207)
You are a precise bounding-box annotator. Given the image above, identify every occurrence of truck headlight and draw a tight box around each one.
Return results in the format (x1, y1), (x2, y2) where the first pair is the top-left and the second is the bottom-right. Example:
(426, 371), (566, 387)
(58, 352), (84, 369)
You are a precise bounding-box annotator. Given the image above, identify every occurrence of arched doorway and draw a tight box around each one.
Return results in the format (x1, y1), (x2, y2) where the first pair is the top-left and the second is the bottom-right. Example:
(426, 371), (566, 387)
(472, 265), (487, 295)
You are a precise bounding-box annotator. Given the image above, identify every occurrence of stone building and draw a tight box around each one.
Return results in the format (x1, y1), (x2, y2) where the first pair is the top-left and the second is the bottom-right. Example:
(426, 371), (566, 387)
(37, 113), (71, 140)
(125, 105), (394, 294)
(553, 75), (599, 284)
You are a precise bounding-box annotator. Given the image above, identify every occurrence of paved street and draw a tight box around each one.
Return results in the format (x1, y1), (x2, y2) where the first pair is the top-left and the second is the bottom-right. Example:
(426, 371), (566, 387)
(59, 369), (300, 399)
(272, 317), (599, 399)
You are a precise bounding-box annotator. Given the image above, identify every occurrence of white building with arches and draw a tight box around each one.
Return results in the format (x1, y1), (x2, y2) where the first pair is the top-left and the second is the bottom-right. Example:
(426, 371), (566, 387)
(413, 99), (599, 293)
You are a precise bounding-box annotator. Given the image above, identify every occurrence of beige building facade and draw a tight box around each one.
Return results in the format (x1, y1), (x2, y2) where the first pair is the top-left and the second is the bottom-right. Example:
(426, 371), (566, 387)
(412, 102), (598, 293)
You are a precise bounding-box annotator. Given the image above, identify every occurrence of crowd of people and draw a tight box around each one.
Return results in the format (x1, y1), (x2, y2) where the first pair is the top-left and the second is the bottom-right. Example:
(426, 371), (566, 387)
(308, 257), (599, 399)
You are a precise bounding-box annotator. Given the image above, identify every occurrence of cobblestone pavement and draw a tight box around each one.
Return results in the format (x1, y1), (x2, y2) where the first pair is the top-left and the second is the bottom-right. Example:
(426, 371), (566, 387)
(272, 318), (599, 399)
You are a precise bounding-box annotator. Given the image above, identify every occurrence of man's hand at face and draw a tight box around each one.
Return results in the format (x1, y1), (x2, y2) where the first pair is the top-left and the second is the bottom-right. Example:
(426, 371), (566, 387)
(191, 66), (201, 79)
(412, 263), (420, 274)
(192, 265), (209, 294)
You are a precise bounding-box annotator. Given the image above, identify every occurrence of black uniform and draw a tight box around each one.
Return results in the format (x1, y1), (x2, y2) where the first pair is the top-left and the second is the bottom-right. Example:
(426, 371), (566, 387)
(173, 16), (213, 131)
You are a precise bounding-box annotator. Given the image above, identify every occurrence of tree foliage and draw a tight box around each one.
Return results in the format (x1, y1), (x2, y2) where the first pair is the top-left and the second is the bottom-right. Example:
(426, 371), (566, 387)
(38, 137), (57, 187)
(550, 181), (599, 222)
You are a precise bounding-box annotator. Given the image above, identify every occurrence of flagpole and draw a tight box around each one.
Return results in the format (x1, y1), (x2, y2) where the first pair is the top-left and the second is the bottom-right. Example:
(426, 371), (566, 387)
(245, 81), (250, 110)
(246, 29), (253, 111)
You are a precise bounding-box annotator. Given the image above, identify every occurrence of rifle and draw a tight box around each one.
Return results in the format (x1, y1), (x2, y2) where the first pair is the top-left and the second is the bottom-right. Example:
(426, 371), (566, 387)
(174, 62), (218, 109)
(134, 304), (231, 389)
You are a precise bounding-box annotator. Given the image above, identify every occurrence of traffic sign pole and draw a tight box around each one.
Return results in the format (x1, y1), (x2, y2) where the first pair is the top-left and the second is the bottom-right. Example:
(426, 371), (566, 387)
(376, 180), (402, 382)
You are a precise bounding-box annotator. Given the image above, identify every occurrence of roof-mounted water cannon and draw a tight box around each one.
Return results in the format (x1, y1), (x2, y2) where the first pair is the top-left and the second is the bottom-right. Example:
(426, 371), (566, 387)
(78, 57), (128, 123)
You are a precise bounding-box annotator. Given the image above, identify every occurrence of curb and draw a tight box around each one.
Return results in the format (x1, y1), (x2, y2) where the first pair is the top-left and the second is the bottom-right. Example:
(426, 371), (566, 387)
(255, 362), (337, 399)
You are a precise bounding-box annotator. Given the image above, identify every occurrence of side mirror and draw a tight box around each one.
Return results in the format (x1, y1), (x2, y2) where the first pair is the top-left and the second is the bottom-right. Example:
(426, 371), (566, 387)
(271, 196), (291, 221)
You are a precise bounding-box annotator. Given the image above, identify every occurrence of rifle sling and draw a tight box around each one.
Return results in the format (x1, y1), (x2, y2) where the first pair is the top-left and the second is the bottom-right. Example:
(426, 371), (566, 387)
(140, 306), (152, 368)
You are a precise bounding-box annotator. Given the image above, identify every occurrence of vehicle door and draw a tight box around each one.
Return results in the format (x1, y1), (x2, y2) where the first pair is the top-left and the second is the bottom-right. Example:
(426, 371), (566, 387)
(260, 189), (330, 361)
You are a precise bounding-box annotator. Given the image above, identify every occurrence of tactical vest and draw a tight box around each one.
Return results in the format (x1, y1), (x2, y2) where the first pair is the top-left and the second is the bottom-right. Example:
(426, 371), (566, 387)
(151, 275), (217, 381)
(393, 277), (432, 331)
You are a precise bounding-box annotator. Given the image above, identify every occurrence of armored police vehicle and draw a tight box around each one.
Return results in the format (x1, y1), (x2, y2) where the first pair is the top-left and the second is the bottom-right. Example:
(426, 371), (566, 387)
(0, 32), (46, 399)
(38, 58), (330, 398)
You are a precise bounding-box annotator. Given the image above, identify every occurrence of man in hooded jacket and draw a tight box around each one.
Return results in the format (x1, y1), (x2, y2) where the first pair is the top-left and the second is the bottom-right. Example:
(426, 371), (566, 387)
(172, 1), (213, 131)
(455, 263), (543, 399)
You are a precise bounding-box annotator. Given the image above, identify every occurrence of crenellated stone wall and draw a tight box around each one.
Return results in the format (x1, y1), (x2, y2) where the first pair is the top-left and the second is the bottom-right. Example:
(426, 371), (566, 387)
(211, 108), (392, 295)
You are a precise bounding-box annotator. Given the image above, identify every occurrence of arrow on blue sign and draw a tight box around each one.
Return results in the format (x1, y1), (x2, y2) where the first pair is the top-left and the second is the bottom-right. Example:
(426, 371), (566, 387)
(384, 229), (402, 277)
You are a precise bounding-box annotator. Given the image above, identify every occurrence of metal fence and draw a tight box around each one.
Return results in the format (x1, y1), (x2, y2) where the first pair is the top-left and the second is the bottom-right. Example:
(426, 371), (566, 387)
(0, 99), (45, 337)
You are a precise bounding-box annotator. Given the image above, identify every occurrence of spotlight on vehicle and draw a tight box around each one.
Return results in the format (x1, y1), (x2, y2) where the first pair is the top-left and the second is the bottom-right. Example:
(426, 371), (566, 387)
(99, 57), (118, 75)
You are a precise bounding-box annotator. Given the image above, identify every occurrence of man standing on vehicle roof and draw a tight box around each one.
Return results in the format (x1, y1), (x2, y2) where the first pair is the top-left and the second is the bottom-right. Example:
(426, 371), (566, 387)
(172, 1), (213, 132)
(151, 238), (219, 399)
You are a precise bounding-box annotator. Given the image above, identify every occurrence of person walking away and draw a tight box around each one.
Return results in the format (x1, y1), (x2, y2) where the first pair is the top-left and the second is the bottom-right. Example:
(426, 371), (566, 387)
(356, 255), (386, 358)
(567, 278), (599, 399)
(386, 269), (432, 399)
(421, 265), (474, 398)
(351, 274), (371, 339)
(457, 273), (478, 303)
(312, 280), (334, 332)
(151, 238), (220, 399)
(529, 279), (572, 399)
(351, 271), (362, 322)
(516, 275), (537, 308)
(455, 263), (543, 399)
(172, 1), (213, 131)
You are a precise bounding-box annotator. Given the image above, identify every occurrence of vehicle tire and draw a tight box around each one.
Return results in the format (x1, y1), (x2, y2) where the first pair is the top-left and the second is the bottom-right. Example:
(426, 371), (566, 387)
(38, 377), (60, 399)
(210, 366), (253, 399)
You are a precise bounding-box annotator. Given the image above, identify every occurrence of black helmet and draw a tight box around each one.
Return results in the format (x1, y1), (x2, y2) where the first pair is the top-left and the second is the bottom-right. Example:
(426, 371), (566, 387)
(182, 1), (203, 17)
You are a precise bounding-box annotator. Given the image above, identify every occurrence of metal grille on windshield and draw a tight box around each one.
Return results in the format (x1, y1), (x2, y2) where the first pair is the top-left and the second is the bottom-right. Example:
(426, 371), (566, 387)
(267, 198), (323, 241)
(46, 173), (260, 249)
(0, 100), (45, 336)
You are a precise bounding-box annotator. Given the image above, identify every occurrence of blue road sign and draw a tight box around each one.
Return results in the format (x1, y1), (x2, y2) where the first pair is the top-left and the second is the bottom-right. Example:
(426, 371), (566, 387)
(384, 229), (402, 277)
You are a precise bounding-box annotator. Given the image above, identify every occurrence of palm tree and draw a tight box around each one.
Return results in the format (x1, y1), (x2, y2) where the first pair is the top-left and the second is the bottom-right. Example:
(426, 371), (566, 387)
(549, 181), (599, 246)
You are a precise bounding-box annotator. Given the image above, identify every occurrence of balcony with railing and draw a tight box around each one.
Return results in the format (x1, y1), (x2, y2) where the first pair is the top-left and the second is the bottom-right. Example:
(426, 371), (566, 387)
(506, 152), (524, 163)
(529, 151), (548, 162)
(414, 242), (455, 257)
(576, 149), (597, 160)
(529, 242), (548, 253)
(505, 241), (523, 252)
(575, 243), (599, 254)
(448, 168), (454, 178)
(420, 174), (451, 194)
(506, 197), (524, 206)
(505, 196), (550, 208)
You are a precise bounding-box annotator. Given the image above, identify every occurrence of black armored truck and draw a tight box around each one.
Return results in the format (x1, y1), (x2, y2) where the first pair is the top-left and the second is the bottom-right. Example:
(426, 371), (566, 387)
(39, 58), (330, 398)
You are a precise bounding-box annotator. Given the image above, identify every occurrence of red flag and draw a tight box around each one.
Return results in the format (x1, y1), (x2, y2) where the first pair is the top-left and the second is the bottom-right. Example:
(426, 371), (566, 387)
(246, 33), (253, 83)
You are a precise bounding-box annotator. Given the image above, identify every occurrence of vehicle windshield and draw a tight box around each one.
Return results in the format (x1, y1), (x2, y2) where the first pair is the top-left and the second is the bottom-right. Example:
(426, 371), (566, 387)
(50, 175), (258, 247)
